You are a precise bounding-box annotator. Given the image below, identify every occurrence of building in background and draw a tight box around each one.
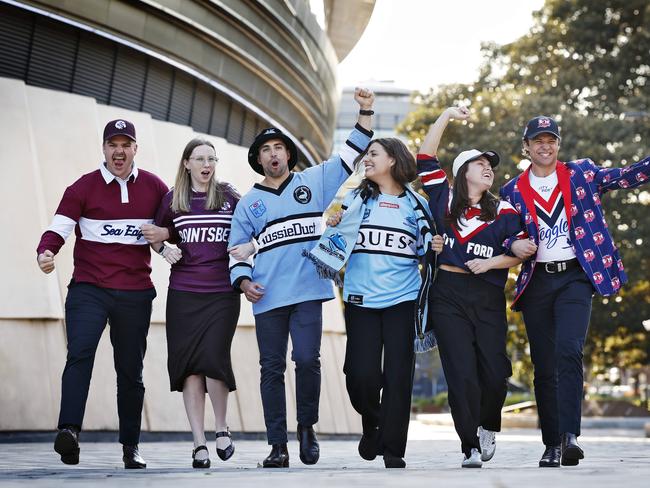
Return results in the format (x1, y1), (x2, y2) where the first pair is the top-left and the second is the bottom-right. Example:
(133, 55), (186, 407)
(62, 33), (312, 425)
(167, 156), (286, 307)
(333, 81), (414, 155)
(0, 0), (376, 434)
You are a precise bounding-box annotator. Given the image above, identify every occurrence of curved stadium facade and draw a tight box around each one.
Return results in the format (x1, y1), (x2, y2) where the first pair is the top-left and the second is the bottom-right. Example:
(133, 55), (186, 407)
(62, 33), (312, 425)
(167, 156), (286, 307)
(0, 0), (375, 434)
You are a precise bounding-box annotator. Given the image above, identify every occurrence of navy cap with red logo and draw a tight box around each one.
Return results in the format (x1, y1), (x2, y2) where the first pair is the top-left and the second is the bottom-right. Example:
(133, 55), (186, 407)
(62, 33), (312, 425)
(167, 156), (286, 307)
(523, 116), (561, 140)
(103, 119), (137, 142)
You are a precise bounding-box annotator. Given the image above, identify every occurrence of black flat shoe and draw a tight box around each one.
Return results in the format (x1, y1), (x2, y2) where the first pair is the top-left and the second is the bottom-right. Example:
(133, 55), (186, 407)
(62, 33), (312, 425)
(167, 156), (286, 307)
(358, 428), (379, 461)
(54, 428), (80, 465)
(123, 444), (146, 469)
(561, 433), (584, 466)
(262, 443), (289, 468)
(539, 445), (561, 467)
(216, 429), (235, 461)
(192, 445), (210, 468)
(384, 454), (406, 468)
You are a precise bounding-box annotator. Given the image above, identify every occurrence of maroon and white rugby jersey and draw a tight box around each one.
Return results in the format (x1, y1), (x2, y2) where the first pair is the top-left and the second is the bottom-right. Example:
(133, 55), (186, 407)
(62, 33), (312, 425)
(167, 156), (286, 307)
(37, 163), (169, 290)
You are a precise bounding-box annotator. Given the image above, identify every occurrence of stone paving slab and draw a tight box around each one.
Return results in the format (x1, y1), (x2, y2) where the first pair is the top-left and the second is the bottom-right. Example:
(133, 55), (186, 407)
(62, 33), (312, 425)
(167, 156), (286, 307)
(1, 423), (648, 487)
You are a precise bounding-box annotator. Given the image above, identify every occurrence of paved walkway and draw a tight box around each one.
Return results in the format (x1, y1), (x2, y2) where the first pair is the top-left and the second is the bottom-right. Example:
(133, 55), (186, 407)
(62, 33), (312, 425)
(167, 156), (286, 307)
(1, 422), (648, 487)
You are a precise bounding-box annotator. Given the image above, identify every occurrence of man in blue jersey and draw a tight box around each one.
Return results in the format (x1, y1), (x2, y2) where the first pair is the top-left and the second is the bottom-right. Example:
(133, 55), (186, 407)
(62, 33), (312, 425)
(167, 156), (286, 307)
(228, 88), (375, 467)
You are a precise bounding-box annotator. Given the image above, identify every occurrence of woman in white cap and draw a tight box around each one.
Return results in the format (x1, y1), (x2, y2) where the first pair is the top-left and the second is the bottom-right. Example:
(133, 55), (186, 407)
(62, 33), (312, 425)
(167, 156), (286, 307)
(416, 107), (527, 468)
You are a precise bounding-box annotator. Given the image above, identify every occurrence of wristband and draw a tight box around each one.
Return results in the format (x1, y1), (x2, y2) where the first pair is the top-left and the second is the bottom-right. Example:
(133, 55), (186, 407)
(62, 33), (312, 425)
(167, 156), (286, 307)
(359, 109), (374, 116)
(157, 244), (167, 256)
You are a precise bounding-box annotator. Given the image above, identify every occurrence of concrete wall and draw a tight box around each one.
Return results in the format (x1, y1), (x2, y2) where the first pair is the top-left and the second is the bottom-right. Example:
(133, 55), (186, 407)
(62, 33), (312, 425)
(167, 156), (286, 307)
(0, 77), (361, 435)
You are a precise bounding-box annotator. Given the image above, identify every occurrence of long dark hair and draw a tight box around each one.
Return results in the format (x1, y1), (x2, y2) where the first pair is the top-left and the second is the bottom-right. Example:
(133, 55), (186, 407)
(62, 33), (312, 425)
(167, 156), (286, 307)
(445, 162), (498, 228)
(353, 138), (417, 199)
(172, 138), (230, 212)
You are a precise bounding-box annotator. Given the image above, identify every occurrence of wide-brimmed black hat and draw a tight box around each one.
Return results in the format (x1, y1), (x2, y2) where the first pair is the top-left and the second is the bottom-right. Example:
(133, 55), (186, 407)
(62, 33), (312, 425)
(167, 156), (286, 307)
(247, 127), (297, 175)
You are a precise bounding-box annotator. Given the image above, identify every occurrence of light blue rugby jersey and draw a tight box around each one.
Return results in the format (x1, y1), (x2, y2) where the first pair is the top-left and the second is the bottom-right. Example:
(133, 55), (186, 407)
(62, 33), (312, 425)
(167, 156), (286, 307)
(229, 125), (373, 315)
(342, 189), (428, 309)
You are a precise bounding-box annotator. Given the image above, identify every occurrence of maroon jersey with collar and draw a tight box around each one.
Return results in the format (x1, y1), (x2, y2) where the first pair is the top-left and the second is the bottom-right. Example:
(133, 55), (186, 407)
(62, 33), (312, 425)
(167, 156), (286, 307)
(37, 164), (169, 290)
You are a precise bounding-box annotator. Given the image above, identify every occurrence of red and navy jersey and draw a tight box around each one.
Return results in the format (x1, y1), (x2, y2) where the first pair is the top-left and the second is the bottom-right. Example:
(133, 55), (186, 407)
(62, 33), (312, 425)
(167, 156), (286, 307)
(417, 154), (525, 288)
(37, 164), (169, 290)
(500, 155), (650, 310)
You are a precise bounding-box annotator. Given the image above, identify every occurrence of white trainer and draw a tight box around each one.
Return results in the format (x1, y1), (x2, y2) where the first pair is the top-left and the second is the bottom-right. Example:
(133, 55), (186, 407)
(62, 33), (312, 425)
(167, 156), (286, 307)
(478, 426), (496, 462)
(462, 448), (483, 468)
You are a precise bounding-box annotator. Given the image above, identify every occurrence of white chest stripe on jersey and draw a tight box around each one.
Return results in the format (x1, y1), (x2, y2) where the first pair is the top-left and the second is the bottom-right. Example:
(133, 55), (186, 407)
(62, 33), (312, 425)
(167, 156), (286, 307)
(78, 217), (152, 245)
(257, 215), (323, 252)
(353, 225), (417, 257)
(173, 214), (233, 229)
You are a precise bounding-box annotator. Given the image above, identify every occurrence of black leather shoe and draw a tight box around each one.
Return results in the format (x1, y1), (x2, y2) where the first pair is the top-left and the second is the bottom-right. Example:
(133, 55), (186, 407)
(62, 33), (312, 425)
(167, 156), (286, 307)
(384, 454), (406, 468)
(216, 429), (235, 461)
(561, 433), (584, 466)
(123, 444), (147, 469)
(297, 424), (320, 465)
(192, 445), (210, 469)
(54, 428), (80, 465)
(358, 428), (379, 461)
(539, 445), (561, 467)
(263, 443), (289, 468)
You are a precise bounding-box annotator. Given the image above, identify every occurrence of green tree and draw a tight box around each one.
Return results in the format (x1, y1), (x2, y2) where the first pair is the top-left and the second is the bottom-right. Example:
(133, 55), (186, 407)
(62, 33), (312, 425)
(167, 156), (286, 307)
(400, 0), (650, 384)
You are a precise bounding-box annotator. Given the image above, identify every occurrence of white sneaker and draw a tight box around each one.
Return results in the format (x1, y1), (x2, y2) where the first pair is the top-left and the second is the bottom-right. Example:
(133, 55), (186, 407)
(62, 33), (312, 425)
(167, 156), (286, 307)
(478, 426), (496, 462)
(462, 448), (483, 468)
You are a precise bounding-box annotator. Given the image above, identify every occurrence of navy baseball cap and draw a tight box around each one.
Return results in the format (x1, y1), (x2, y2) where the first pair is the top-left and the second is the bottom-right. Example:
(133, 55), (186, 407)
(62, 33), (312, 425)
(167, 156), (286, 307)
(523, 116), (561, 140)
(103, 119), (136, 142)
(248, 127), (297, 175)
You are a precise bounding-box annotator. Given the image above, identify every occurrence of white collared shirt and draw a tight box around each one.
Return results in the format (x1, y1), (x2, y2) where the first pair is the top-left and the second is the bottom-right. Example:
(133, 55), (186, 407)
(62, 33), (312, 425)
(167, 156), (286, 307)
(100, 162), (139, 203)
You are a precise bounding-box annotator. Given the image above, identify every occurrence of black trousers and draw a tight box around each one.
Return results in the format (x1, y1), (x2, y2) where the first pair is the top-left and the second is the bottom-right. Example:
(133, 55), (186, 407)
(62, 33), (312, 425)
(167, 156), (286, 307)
(343, 300), (415, 458)
(58, 281), (155, 445)
(431, 270), (511, 457)
(518, 266), (593, 446)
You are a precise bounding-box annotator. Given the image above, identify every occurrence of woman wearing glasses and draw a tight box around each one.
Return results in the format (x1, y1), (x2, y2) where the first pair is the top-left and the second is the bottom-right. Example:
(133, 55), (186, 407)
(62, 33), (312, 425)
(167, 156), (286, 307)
(150, 138), (248, 468)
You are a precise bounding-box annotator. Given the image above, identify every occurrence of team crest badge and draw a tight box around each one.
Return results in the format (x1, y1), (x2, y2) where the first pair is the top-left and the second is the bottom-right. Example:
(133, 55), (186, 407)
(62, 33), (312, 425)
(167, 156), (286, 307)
(293, 185), (312, 204)
(328, 232), (347, 252)
(115, 120), (126, 129)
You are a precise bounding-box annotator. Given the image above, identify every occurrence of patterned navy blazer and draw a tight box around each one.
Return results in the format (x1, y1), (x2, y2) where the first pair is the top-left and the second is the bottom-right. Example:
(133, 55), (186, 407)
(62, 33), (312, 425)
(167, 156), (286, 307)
(500, 156), (650, 310)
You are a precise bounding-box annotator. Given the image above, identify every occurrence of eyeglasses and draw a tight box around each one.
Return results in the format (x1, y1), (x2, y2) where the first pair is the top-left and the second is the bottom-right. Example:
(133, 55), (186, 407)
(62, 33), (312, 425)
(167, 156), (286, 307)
(189, 156), (219, 164)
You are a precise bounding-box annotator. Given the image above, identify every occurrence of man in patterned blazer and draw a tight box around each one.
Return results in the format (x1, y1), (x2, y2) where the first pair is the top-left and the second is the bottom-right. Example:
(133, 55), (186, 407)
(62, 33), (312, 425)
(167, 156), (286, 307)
(500, 116), (650, 468)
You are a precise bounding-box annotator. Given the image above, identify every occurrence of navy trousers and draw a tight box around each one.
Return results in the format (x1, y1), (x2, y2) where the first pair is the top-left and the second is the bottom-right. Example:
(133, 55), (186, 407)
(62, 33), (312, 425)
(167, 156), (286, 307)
(518, 266), (593, 446)
(431, 270), (512, 457)
(255, 300), (322, 445)
(58, 281), (155, 445)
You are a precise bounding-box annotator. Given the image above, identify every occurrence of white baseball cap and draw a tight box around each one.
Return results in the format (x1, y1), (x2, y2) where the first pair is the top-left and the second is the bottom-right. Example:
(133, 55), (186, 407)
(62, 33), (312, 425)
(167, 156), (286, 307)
(452, 149), (500, 177)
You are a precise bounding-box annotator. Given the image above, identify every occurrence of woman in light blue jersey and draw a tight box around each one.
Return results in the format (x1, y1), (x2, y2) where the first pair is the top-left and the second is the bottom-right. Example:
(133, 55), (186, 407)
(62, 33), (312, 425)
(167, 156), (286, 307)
(308, 138), (443, 468)
(417, 107), (525, 468)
